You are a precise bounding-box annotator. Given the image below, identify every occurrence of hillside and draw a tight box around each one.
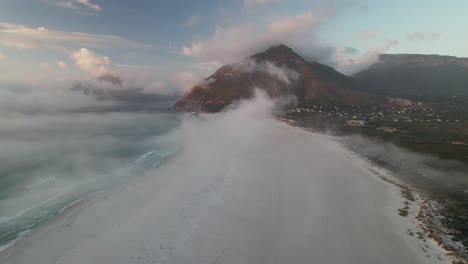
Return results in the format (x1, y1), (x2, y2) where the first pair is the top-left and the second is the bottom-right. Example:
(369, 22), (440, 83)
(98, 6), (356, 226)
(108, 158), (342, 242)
(353, 54), (468, 98)
(172, 45), (378, 112)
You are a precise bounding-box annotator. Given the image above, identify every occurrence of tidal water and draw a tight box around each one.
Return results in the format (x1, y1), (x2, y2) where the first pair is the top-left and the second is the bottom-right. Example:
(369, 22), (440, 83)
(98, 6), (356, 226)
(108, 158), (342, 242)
(0, 110), (181, 250)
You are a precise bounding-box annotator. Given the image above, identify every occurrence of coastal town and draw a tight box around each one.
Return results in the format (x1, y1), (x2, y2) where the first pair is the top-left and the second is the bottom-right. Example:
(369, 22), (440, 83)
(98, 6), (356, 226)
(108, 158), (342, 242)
(287, 103), (468, 125)
(283, 100), (468, 164)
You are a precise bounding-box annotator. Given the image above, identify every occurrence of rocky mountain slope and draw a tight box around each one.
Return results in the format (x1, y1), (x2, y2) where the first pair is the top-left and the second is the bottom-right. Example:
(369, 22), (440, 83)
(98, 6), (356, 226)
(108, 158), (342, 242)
(172, 45), (378, 112)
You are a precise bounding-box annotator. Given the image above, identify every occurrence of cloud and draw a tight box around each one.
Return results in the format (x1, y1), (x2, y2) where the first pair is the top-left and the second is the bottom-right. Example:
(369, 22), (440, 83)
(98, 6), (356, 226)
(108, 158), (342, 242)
(236, 58), (299, 85)
(0, 83), (114, 114)
(180, 11), (318, 63)
(69, 48), (185, 96)
(39, 61), (66, 71)
(172, 72), (203, 93)
(178, 58), (299, 107)
(336, 39), (398, 75)
(39, 62), (51, 69)
(57, 60), (68, 69)
(171, 90), (297, 169)
(172, 90), (278, 158)
(407, 32), (425, 41)
(352, 30), (380, 40)
(70, 48), (119, 78)
(0, 109), (174, 230)
(70, 81), (172, 103)
(344, 46), (358, 55)
(0, 22), (144, 51)
(243, 0), (280, 11)
(343, 134), (468, 195)
(430, 32), (441, 40)
(407, 31), (441, 41)
(180, 10), (394, 77)
(193, 61), (223, 71)
(267, 12), (316, 37)
(184, 15), (201, 27)
(292, 44), (337, 65)
(0, 51), (4, 60)
(46, 0), (101, 12)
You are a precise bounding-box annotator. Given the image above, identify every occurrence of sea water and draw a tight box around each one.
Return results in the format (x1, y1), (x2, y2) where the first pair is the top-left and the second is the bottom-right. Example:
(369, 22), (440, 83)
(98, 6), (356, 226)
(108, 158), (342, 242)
(0, 110), (181, 250)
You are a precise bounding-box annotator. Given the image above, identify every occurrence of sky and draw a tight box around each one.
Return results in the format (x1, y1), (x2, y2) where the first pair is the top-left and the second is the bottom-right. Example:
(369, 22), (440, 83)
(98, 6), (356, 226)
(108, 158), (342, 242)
(0, 0), (467, 95)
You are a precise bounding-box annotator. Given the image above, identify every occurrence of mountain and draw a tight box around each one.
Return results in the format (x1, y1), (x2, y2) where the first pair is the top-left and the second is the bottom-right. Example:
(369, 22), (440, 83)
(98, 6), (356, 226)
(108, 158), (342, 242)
(172, 44), (378, 112)
(353, 54), (468, 98)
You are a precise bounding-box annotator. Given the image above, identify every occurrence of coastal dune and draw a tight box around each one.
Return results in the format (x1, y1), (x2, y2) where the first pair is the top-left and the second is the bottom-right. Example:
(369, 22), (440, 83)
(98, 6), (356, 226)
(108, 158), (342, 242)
(0, 94), (448, 264)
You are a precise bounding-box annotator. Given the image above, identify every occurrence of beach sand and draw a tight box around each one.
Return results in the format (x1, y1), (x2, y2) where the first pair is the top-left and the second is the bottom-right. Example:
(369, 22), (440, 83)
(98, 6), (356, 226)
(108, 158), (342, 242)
(0, 118), (450, 264)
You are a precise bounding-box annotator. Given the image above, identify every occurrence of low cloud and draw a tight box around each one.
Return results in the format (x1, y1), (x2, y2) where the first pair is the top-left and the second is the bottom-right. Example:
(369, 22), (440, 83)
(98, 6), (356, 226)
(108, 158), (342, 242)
(0, 110), (177, 230)
(0, 83), (114, 114)
(68, 49), (187, 97)
(0, 79), (176, 116)
(193, 61), (223, 71)
(70, 48), (119, 78)
(39, 62), (51, 69)
(56, 60), (68, 69)
(235, 58), (299, 85)
(172, 71), (203, 93)
(0, 89), (280, 236)
(407, 31), (441, 41)
(292, 44), (337, 66)
(172, 90), (279, 155)
(0, 51), (4, 59)
(344, 46), (358, 55)
(336, 39), (398, 75)
(343, 134), (468, 195)
(407, 32), (425, 41)
(70, 81), (172, 104)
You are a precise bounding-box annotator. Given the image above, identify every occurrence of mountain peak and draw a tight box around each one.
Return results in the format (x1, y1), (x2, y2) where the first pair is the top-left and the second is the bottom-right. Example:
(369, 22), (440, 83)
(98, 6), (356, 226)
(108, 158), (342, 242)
(265, 44), (293, 53)
(172, 45), (374, 112)
(251, 44), (305, 64)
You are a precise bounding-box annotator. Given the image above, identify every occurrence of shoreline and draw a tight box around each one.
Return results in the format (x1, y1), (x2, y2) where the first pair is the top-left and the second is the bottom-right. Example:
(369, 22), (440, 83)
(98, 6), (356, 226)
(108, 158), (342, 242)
(0, 150), (184, 263)
(285, 119), (466, 263)
(340, 136), (468, 263)
(0, 148), (180, 258)
(0, 120), (453, 264)
(334, 133), (454, 263)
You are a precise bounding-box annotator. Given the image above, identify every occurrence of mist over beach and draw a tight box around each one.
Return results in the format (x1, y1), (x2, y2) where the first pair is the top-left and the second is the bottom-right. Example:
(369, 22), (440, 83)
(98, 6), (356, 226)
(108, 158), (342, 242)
(0, 92), (453, 264)
(0, 86), (180, 248)
(1, 1), (468, 263)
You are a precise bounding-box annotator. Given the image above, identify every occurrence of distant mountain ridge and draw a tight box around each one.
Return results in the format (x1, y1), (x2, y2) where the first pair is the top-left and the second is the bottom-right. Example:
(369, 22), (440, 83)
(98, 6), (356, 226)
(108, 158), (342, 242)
(172, 45), (378, 112)
(172, 47), (468, 112)
(376, 54), (468, 67)
(353, 54), (468, 97)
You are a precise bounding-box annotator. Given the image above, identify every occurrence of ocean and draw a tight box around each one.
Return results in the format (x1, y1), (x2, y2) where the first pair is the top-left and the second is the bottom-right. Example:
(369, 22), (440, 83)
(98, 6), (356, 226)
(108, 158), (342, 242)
(0, 109), (181, 250)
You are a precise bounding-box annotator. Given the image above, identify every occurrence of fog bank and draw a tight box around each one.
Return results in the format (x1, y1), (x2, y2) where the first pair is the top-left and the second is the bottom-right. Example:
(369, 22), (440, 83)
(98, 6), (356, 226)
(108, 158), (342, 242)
(1, 92), (449, 264)
(342, 135), (468, 197)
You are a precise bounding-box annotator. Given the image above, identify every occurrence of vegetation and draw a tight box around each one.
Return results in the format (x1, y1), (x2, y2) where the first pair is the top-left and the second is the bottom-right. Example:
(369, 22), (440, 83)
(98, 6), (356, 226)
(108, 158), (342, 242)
(283, 103), (468, 258)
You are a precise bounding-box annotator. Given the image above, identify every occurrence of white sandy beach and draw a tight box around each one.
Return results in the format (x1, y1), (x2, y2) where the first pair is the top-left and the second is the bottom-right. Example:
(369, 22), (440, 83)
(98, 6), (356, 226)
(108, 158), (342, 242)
(0, 97), (450, 264)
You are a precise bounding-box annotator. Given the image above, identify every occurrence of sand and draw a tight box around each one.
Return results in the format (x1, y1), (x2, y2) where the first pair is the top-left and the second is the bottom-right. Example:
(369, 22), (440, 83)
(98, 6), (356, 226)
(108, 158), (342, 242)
(0, 120), (450, 264)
